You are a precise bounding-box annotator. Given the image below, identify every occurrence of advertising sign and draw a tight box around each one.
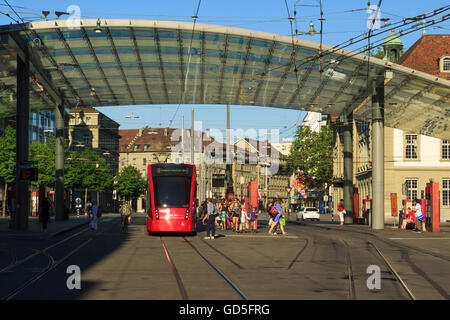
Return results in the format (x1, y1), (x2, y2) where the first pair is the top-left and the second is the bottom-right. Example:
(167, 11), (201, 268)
(390, 193), (398, 216)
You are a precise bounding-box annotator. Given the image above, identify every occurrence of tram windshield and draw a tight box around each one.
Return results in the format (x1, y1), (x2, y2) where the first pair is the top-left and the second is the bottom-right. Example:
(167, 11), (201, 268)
(152, 175), (192, 208)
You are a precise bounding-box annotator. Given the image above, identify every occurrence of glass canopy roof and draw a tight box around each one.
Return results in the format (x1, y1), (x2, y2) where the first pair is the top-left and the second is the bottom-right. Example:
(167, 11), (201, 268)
(0, 19), (449, 139)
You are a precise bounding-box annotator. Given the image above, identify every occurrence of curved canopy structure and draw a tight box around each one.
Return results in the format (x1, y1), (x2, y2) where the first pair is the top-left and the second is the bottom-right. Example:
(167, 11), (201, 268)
(0, 19), (449, 139)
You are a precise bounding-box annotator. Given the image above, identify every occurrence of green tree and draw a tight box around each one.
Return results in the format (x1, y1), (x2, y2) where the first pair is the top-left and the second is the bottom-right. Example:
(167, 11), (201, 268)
(65, 148), (113, 206)
(81, 148), (113, 203)
(29, 136), (56, 188)
(370, 46), (384, 59)
(116, 165), (146, 201)
(287, 126), (333, 187)
(0, 126), (16, 216)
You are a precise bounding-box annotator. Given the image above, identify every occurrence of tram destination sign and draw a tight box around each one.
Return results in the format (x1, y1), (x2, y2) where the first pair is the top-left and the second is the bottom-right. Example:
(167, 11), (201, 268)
(152, 164), (193, 176)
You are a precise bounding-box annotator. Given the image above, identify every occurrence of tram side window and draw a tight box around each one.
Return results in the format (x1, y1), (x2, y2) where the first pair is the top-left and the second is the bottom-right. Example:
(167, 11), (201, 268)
(153, 176), (191, 208)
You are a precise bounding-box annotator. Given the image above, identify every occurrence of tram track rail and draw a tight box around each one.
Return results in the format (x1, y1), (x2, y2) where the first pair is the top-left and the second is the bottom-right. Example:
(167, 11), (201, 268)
(299, 221), (450, 263)
(341, 240), (356, 300)
(0, 247), (16, 269)
(1, 217), (122, 300)
(160, 237), (189, 300)
(160, 236), (249, 300)
(299, 222), (450, 299)
(0, 227), (91, 274)
(367, 240), (417, 300)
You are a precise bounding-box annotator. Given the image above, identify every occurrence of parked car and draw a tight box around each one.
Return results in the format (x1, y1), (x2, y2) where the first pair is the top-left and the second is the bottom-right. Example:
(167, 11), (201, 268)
(296, 207), (320, 221)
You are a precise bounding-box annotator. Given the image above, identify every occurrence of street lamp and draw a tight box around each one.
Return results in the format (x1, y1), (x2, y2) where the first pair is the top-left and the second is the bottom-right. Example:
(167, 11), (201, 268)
(125, 112), (139, 119)
(94, 18), (102, 33)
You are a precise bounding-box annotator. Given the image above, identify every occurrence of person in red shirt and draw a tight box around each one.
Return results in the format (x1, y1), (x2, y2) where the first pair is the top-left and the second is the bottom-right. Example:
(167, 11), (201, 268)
(401, 207), (415, 230)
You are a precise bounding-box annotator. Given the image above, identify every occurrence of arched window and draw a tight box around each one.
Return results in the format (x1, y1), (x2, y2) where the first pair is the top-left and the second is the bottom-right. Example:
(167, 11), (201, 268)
(440, 55), (450, 73)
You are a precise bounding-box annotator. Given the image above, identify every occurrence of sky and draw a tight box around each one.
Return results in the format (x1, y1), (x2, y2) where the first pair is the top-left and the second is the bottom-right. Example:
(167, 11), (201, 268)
(0, 0), (448, 142)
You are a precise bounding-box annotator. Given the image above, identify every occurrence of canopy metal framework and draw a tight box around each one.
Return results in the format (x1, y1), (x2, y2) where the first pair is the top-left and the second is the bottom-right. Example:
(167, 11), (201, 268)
(0, 19), (449, 138)
(0, 19), (449, 231)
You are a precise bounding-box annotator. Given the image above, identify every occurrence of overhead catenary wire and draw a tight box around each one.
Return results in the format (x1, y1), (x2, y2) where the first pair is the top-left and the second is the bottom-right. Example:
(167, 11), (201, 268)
(259, 5), (449, 79)
(0, 2), (448, 127)
(167, 0), (203, 129)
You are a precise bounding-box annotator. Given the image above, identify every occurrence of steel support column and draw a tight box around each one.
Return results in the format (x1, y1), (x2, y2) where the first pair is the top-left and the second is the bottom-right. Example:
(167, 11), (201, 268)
(14, 54), (30, 230)
(343, 111), (354, 224)
(372, 80), (385, 230)
(55, 103), (65, 221)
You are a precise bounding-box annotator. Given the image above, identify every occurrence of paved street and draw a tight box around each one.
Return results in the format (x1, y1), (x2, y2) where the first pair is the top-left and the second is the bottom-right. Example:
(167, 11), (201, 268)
(1, 213), (449, 300)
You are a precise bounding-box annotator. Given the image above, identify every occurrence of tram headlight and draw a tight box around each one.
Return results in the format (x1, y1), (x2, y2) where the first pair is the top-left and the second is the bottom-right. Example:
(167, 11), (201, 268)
(155, 209), (159, 220)
(185, 208), (189, 220)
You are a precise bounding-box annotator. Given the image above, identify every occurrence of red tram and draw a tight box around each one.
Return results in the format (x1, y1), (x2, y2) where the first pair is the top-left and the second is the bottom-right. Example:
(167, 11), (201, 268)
(146, 163), (197, 233)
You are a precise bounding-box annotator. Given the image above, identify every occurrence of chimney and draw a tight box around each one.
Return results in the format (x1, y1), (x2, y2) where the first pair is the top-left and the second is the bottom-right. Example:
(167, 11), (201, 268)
(138, 128), (143, 136)
(205, 128), (210, 139)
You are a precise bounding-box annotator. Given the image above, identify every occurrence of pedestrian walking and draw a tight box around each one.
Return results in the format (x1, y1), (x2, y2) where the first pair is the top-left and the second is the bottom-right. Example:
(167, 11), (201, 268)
(204, 198), (218, 239)
(239, 205), (247, 233)
(90, 200), (99, 236)
(220, 199), (227, 230)
(268, 199), (287, 235)
(39, 195), (51, 232)
(249, 207), (258, 233)
(120, 200), (133, 233)
(337, 204), (345, 226)
(232, 199), (240, 232)
(216, 199), (223, 228)
(86, 199), (93, 218)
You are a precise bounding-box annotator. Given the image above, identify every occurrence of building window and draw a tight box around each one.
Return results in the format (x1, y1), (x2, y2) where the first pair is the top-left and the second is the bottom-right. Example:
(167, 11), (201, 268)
(83, 135), (90, 145)
(440, 56), (450, 73)
(442, 140), (450, 160)
(132, 158), (136, 166)
(143, 158), (146, 166)
(443, 179), (450, 206)
(405, 134), (418, 159)
(405, 179), (418, 200)
(86, 117), (91, 125)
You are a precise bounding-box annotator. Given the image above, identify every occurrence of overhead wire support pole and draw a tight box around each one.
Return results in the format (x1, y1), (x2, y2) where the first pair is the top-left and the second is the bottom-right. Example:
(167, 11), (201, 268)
(14, 49), (30, 230)
(371, 76), (385, 230)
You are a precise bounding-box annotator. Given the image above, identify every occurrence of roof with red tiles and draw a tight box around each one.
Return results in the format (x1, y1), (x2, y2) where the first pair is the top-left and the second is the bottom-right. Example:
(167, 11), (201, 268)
(397, 34), (450, 80)
(119, 127), (225, 153)
(118, 129), (140, 150)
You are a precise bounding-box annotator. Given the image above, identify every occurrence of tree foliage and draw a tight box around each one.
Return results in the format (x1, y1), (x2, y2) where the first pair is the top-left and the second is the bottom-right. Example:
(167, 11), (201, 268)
(29, 135), (56, 188)
(287, 126), (333, 187)
(116, 165), (146, 200)
(65, 148), (113, 192)
(0, 126), (17, 184)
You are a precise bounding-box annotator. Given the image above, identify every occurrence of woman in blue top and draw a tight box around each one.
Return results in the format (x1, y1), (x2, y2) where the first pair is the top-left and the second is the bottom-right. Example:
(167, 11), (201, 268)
(268, 199), (287, 235)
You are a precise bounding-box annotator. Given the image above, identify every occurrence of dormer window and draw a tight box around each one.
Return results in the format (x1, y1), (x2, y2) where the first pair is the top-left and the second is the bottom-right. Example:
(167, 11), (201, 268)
(440, 55), (450, 73)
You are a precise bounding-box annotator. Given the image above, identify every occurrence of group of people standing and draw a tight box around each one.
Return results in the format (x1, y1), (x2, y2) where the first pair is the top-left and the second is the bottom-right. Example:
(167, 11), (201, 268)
(200, 195), (259, 240)
(200, 195), (288, 239)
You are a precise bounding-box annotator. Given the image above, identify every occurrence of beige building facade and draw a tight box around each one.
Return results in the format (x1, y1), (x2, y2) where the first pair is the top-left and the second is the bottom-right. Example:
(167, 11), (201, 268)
(332, 33), (450, 223)
(332, 120), (450, 223)
(119, 128), (290, 212)
(69, 107), (120, 176)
